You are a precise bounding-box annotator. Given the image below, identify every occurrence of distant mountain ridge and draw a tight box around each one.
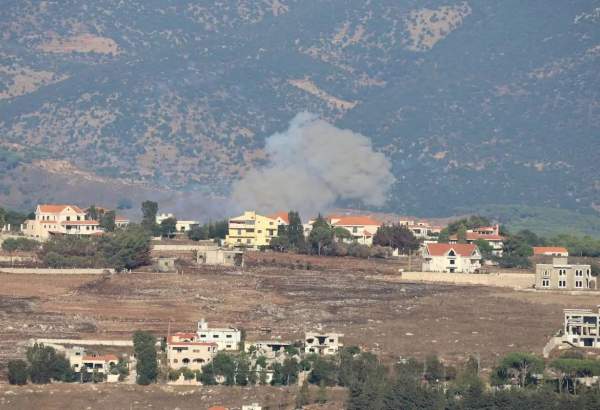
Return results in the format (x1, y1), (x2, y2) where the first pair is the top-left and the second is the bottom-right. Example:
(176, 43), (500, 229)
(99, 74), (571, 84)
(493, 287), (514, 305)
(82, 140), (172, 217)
(0, 1), (598, 216)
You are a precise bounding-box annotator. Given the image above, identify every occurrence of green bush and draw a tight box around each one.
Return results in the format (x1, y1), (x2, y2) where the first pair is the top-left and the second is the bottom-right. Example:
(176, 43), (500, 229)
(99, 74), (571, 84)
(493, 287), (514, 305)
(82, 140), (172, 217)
(7, 359), (29, 385)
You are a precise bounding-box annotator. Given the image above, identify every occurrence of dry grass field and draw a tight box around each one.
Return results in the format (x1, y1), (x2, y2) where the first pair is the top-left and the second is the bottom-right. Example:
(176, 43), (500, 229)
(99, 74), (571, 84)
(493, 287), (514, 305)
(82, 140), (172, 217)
(0, 252), (598, 409)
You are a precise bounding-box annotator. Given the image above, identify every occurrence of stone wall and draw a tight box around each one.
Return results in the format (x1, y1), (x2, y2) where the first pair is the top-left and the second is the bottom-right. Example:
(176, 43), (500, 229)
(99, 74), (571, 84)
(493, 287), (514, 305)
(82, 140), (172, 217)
(396, 271), (535, 289)
(0, 268), (114, 275)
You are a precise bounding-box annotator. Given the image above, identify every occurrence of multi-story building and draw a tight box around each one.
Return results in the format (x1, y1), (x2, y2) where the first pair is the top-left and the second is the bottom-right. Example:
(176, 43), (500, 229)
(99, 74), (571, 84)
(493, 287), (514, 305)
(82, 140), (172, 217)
(115, 216), (130, 229)
(224, 211), (279, 249)
(448, 224), (505, 256)
(563, 308), (600, 348)
(535, 258), (595, 291)
(304, 332), (344, 355)
(422, 243), (482, 273)
(533, 246), (569, 257)
(22, 204), (102, 240)
(167, 332), (218, 371)
(196, 319), (242, 351)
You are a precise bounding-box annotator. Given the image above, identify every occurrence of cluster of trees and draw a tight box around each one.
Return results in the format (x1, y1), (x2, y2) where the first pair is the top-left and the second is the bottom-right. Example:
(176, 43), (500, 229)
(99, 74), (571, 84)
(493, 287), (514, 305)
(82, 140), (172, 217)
(187, 220), (228, 241)
(0, 206), (32, 231)
(8, 343), (128, 385)
(348, 351), (600, 410)
(8, 343), (75, 385)
(86, 205), (117, 233)
(38, 225), (151, 271)
(268, 212), (419, 258)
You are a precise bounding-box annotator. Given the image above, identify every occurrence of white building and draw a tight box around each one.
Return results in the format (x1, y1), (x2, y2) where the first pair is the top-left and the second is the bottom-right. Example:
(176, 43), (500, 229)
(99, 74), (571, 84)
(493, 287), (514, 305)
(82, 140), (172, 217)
(196, 319), (241, 351)
(564, 308), (600, 348)
(422, 243), (482, 273)
(156, 213), (199, 233)
(304, 332), (343, 355)
(22, 204), (103, 240)
(449, 225), (505, 257)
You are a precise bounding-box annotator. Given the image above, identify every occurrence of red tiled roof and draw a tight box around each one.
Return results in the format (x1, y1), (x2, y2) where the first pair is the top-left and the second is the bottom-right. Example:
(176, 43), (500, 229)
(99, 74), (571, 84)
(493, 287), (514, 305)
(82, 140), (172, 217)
(39, 204), (84, 214)
(268, 212), (289, 224)
(533, 246), (568, 255)
(82, 354), (119, 362)
(426, 243), (478, 257)
(115, 216), (129, 222)
(330, 215), (381, 226)
(208, 407), (229, 410)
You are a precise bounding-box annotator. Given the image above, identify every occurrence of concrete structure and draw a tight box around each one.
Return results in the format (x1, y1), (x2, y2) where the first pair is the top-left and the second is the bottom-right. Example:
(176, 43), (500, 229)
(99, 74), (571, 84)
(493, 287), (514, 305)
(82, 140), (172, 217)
(449, 225), (505, 257)
(242, 404), (262, 410)
(535, 258), (595, 291)
(533, 246), (569, 257)
(156, 257), (178, 273)
(564, 308), (600, 348)
(395, 271), (535, 289)
(196, 247), (244, 267)
(422, 243), (482, 273)
(22, 204), (102, 240)
(0, 268), (114, 275)
(245, 340), (292, 358)
(167, 332), (217, 371)
(225, 211), (279, 249)
(156, 213), (199, 233)
(196, 319), (242, 351)
(304, 332), (343, 355)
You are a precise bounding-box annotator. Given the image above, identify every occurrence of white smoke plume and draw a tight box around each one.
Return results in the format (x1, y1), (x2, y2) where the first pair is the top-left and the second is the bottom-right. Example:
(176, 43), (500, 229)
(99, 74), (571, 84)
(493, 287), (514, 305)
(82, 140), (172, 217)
(229, 112), (395, 216)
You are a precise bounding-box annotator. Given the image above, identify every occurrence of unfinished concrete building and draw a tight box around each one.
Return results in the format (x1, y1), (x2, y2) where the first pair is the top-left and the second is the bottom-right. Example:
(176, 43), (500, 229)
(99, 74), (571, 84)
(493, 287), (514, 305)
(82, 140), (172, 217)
(245, 340), (292, 358)
(196, 247), (244, 267)
(564, 308), (600, 348)
(304, 332), (343, 355)
(535, 258), (595, 291)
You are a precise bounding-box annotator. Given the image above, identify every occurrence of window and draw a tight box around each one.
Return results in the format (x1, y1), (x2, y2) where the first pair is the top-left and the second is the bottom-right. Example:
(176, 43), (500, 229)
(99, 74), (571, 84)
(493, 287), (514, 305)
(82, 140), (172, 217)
(575, 281), (583, 288)
(559, 269), (566, 276)
(542, 279), (550, 287)
(448, 250), (456, 257)
(559, 280), (566, 288)
(226, 334), (232, 338)
(576, 270), (583, 277)
(66, 216), (71, 221)
(257, 230), (262, 233)
(237, 239), (241, 243)
(213, 334), (219, 338)
(449, 259), (455, 265)
(226, 345), (232, 349)
(237, 229), (242, 235)
(246, 239), (251, 244)
(352, 227), (358, 233)
(199, 334), (206, 338)
(543, 270), (550, 278)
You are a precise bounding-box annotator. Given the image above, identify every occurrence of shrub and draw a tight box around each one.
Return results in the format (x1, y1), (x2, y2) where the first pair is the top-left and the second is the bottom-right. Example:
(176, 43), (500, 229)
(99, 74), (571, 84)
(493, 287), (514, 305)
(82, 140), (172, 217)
(7, 360), (28, 385)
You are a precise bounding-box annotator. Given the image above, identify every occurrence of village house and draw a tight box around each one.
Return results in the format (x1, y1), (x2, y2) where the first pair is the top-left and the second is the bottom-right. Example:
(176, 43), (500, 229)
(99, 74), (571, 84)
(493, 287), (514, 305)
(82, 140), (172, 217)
(167, 332), (218, 371)
(196, 319), (242, 351)
(115, 216), (130, 229)
(304, 332), (344, 355)
(22, 204), (102, 240)
(303, 215), (381, 245)
(196, 247), (244, 267)
(156, 213), (199, 233)
(224, 211), (281, 249)
(448, 224), (505, 256)
(533, 246), (569, 257)
(535, 258), (595, 291)
(268, 211), (290, 227)
(69, 350), (119, 375)
(422, 243), (482, 273)
(563, 308), (600, 348)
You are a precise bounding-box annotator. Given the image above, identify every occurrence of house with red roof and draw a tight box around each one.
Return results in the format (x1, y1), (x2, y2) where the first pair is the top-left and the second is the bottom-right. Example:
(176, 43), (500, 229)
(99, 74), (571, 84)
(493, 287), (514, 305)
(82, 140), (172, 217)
(532, 246), (569, 257)
(22, 204), (103, 240)
(448, 224), (505, 256)
(304, 215), (381, 245)
(267, 211), (290, 226)
(422, 243), (482, 273)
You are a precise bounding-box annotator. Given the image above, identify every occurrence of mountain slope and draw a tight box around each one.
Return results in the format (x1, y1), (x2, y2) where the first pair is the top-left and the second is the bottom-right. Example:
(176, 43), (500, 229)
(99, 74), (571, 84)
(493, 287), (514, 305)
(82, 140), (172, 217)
(0, 0), (598, 216)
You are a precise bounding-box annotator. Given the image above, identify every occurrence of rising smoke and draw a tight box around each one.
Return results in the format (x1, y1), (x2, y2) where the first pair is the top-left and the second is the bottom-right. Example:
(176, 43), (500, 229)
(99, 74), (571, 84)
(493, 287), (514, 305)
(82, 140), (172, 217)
(229, 112), (395, 216)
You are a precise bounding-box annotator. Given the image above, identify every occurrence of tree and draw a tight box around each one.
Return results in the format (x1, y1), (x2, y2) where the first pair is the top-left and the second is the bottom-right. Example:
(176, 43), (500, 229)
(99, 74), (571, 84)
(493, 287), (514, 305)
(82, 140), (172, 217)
(296, 379), (310, 408)
(99, 210), (116, 232)
(26, 343), (73, 384)
(287, 211), (305, 249)
(159, 217), (177, 238)
(86, 205), (99, 221)
(188, 225), (209, 241)
(133, 331), (158, 385)
(8, 359), (28, 385)
(317, 380), (328, 404)
(333, 226), (353, 242)
(141, 200), (159, 234)
(309, 226), (333, 256)
(373, 224), (420, 254)
(473, 239), (494, 260)
(495, 352), (544, 387)
(99, 225), (152, 271)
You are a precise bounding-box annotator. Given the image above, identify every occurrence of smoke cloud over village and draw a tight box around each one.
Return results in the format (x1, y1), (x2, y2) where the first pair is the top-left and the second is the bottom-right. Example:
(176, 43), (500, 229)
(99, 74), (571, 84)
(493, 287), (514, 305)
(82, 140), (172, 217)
(230, 112), (395, 216)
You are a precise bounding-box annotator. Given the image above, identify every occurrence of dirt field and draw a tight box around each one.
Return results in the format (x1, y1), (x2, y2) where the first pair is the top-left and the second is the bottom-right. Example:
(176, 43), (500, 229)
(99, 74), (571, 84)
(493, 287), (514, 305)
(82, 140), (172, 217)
(1, 252), (599, 408)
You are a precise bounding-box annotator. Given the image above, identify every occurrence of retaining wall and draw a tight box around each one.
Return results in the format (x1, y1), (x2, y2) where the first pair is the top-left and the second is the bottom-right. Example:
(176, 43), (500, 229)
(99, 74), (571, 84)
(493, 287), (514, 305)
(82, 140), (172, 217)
(0, 268), (114, 275)
(397, 271), (535, 289)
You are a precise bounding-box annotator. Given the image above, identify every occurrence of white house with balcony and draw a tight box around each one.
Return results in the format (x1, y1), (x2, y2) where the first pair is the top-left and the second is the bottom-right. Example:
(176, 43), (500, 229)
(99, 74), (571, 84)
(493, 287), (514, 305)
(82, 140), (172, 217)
(195, 318), (242, 351)
(22, 204), (103, 240)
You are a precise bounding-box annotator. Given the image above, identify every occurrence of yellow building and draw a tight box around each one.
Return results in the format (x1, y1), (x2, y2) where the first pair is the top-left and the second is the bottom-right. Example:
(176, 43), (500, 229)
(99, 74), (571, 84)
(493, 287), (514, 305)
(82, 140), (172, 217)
(225, 211), (281, 249)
